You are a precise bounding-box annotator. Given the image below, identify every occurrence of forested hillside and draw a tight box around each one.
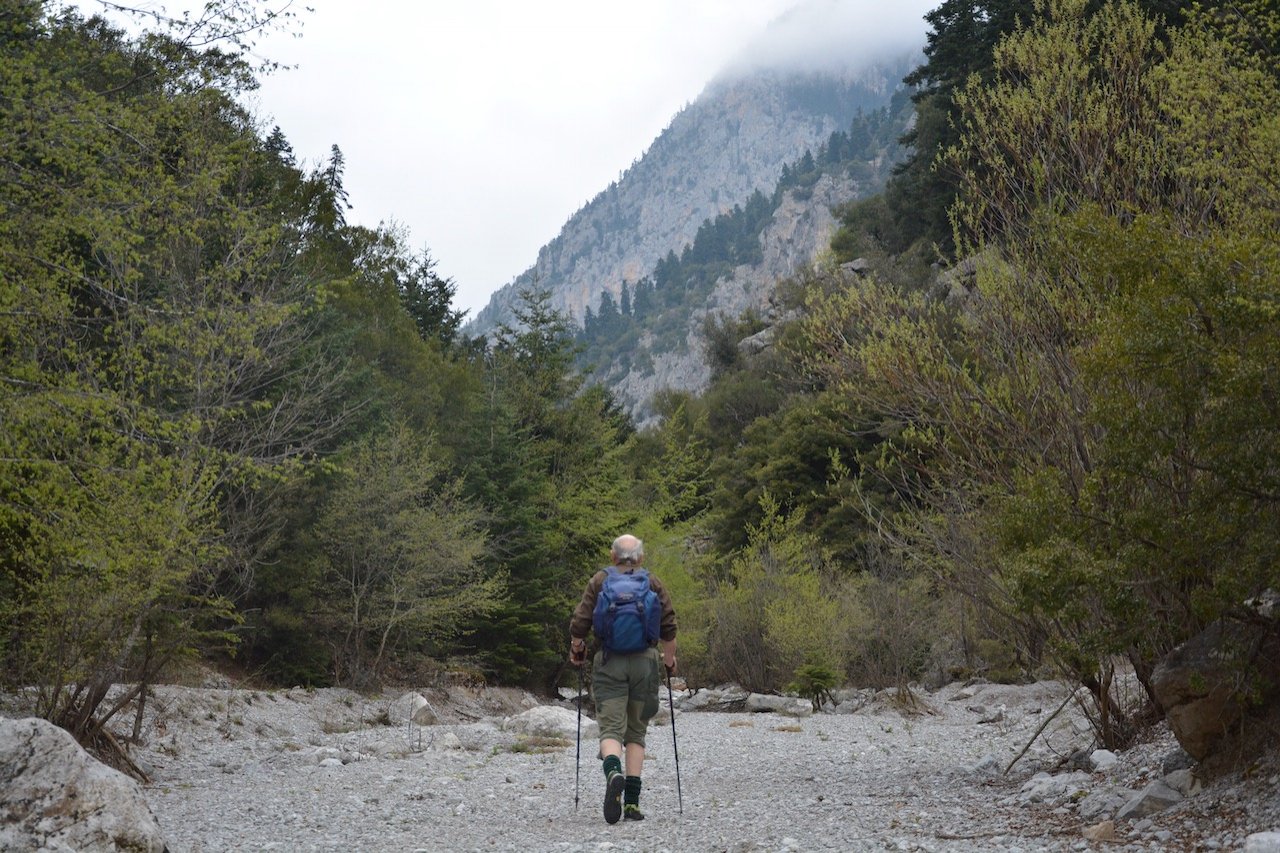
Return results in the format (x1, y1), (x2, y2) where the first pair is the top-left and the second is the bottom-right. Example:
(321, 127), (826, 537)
(646, 0), (1280, 747)
(573, 89), (914, 416)
(0, 3), (635, 757)
(3, 0), (1278, 772)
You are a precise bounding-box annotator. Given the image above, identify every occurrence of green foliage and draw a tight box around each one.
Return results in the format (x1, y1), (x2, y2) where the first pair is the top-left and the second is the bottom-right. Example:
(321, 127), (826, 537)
(885, 0), (1194, 254)
(838, 560), (949, 688)
(311, 423), (500, 688)
(455, 288), (636, 689)
(787, 661), (839, 710)
(640, 397), (714, 528)
(0, 6), (344, 745)
(945, 0), (1173, 251)
(795, 0), (1280, 730)
(702, 496), (847, 691)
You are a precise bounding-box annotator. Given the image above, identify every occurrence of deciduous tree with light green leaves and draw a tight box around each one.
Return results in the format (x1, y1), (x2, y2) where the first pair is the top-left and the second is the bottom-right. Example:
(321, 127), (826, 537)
(0, 5), (347, 766)
(797, 0), (1280, 745)
(312, 424), (500, 688)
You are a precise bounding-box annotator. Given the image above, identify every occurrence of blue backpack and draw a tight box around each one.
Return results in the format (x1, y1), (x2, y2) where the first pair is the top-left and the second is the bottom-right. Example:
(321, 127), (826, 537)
(592, 567), (661, 654)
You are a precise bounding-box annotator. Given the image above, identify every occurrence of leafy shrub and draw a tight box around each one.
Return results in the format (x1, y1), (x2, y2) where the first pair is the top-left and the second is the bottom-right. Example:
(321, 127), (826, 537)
(787, 661), (840, 710)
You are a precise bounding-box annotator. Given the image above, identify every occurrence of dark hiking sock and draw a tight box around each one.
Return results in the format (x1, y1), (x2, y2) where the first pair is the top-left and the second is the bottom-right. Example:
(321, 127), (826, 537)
(602, 755), (622, 780)
(624, 775), (642, 806)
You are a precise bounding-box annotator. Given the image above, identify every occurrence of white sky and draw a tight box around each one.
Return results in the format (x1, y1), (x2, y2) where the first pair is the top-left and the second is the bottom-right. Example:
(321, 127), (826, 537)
(74, 1), (936, 318)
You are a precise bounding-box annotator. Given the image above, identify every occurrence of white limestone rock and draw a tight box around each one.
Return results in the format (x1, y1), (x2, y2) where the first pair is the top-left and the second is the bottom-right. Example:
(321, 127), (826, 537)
(501, 706), (579, 739)
(1246, 832), (1280, 853)
(388, 692), (438, 726)
(1116, 779), (1184, 821)
(0, 717), (167, 853)
(1090, 749), (1119, 771)
(745, 693), (815, 717)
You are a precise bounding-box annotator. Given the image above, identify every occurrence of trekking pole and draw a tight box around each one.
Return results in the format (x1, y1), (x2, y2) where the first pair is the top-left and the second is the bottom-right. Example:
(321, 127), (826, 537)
(574, 665), (583, 811)
(665, 666), (683, 815)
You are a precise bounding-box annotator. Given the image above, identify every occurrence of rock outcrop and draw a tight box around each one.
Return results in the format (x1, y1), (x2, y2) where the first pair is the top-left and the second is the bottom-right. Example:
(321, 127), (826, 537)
(1152, 602), (1280, 765)
(0, 717), (167, 852)
(467, 63), (909, 339)
(609, 171), (859, 422)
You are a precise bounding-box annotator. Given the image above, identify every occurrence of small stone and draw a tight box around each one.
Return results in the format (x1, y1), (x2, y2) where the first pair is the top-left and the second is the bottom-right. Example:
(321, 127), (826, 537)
(1082, 821), (1117, 842)
(977, 707), (1005, 724)
(1245, 832), (1280, 853)
(1116, 780), (1183, 821)
(1090, 749), (1118, 771)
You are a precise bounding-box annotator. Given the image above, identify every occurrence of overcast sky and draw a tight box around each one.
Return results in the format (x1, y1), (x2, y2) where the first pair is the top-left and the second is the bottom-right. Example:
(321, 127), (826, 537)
(79, 1), (936, 317)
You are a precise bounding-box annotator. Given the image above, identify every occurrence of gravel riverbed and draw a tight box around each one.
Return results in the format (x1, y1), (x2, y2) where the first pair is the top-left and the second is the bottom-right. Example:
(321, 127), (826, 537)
(133, 679), (1279, 852)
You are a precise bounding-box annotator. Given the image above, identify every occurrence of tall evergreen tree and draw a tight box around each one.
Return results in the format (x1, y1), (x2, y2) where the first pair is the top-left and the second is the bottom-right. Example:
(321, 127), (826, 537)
(457, 289), (633, 690)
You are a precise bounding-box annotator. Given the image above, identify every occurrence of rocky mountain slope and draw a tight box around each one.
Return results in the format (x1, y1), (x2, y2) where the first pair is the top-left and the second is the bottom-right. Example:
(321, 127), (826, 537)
(608, 170), (860, 421)
(467, 59), (914, 340)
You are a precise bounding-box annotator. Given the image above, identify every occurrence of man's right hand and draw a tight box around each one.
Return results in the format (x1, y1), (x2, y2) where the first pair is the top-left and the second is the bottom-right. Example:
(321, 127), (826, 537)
(661, 639), (676, 675)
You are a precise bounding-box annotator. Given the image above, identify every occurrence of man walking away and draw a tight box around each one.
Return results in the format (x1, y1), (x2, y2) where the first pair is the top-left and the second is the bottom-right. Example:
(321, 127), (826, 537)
(568, 534), (677, 824)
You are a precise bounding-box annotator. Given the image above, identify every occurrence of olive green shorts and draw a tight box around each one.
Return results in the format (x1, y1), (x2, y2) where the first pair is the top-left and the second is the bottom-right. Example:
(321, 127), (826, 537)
(591, 646), (661, 747)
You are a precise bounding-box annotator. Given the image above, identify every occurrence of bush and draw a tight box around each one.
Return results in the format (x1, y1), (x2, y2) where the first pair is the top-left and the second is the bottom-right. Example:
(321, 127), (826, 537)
(701, 496), (848, 691)
(787, 661), (840, 710)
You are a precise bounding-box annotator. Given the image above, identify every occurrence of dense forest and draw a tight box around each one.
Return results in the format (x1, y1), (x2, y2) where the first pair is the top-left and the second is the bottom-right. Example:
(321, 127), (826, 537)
(2, 0), (1278, 765)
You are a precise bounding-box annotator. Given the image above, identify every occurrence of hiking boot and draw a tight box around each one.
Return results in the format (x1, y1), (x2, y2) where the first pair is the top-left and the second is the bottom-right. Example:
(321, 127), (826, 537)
(623, 804), (645, 821)
(603, 771), (625, 824)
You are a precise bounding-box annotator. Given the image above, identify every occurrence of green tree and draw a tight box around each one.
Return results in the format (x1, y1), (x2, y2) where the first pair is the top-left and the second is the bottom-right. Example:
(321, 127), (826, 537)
(799, 0), (1280, 743)
(886, 0), (1191, 255)
(0, 6), (347, 761)
(457, 288), (634, 689)
(704, 495), (844, 691)
(312, 424), (500, 688)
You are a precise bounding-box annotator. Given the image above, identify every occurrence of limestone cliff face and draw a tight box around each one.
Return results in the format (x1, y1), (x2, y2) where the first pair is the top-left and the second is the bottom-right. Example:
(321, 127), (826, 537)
(611, 171), (856, 424)
(467, 61), (910, 336)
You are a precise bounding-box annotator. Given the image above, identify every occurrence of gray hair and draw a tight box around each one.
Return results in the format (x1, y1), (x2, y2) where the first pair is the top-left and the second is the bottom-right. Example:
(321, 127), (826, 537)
(611, 534), (644, 566)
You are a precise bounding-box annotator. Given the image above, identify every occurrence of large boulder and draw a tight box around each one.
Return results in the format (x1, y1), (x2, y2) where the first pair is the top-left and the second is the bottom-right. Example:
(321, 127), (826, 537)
(744, 693), (815, 718)
(0, 717), (167, 852)
(1151, 610), (1280, 762)
(502, 706), (596, 741)
(387, 692), (438, 726)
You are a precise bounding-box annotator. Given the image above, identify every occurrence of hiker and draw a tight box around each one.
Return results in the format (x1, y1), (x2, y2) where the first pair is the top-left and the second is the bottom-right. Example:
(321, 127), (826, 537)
(569, 533), (677, 824)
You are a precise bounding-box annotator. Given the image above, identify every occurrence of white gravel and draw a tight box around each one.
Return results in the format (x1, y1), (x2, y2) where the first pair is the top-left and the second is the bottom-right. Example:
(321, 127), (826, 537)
(132, 680), (1280, 852)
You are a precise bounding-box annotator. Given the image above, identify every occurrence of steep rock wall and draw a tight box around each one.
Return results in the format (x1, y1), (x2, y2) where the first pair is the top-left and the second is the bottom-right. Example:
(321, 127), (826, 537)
(467, 63), (909, 335)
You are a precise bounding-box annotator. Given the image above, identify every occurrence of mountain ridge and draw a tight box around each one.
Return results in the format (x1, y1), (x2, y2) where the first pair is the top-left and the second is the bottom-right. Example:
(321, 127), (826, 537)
(466, 56), (916, 338)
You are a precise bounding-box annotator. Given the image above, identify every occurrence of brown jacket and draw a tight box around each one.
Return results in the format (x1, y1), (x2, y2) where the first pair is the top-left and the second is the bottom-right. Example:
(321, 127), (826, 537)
(569, 566), (677, 645)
